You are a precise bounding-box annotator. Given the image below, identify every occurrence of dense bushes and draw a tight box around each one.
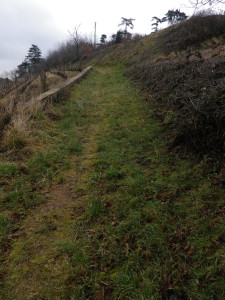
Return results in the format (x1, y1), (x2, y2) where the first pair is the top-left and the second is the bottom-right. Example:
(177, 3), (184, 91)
(44, 38), (94, 70)
(94, 13), (225, 155)
(156, 13), (225, 54)
(123, 13), (225, 155)
(127, 54), (225, 155)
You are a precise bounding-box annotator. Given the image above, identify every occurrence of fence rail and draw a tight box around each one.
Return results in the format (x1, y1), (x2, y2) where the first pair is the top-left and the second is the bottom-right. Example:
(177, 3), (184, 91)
(0, 74), (36, 99)
(0, 67), (92, 102)
(35, 66), (92, 103)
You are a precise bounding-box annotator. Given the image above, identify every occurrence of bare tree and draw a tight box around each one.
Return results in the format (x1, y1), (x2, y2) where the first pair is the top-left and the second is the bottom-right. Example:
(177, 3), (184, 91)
(68, 25), (81, 61)
(9, 69), (18, 87)
(7, 69), (17, 81)
(190, 0), (225, 6)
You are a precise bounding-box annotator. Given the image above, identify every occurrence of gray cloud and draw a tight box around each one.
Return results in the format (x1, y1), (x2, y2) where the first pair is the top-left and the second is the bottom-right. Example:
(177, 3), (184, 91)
(0, 0), (64, 73)
(0, 0), (201, 74)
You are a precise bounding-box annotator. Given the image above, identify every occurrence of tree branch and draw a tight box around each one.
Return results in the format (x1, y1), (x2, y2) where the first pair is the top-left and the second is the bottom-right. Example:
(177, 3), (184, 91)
(190, 0), (225, 7)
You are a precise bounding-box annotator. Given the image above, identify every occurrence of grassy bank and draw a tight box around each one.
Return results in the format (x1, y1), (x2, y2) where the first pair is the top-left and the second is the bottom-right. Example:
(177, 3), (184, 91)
(0, 66), (224, 299)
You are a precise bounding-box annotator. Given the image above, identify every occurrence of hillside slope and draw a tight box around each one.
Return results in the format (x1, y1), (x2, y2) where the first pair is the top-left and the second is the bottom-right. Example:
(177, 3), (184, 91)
(94, 14), (225, 156)
(0, 66), (224, 299)
(0, 14), (225, 300)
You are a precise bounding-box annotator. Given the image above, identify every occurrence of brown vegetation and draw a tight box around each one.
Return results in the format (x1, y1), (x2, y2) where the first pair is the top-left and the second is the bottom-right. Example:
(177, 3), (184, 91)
(0, 30), (94, 155)
(2, 13), (225, 158)
(0, 96), (43, 152)
(0, 73), (69, 152)
(123, 13), (225, 156)
(156, 13), (225, 54)
(92, 12), (225, 156)
(128, 52), (225, 155)
(0, 66), (92, 155)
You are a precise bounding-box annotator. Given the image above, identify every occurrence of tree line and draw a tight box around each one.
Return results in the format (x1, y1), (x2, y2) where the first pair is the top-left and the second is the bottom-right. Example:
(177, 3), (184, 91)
(1, 0), (224, 83)
(100, 0), (224, 43)
(151, 10), (188, 32)
(10, 31), (93, 82)
(14, 11), (188, 80)
(100, 10), (188, 46)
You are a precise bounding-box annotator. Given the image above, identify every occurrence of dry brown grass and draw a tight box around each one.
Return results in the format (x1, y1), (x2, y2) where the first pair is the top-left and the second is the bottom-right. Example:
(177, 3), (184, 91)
(46, 70), (78, 89)
(0, 70), (76, 152)
(0, 99), (14, 139)
(0, 70), (77, 106)
(156, 13), (225, 55)
(0, 95), (45, 151)
(127, 49), (225, 155)
(44, 106), (63, 120)
(44, 72), (61, 89)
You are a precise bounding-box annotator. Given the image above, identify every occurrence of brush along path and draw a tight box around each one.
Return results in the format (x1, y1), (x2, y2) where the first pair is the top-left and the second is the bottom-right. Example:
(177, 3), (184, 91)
(1, 66), (224, 299)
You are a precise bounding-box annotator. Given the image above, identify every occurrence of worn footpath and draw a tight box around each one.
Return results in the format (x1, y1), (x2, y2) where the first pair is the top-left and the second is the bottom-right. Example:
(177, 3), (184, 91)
(0, 66), (224, 299)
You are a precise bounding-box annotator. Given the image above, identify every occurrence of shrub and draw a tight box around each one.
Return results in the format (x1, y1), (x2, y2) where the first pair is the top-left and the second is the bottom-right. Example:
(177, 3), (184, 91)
(157, 13), (225, 54)
(0, 95), (45, 150)
(2, 125), (30, 150)
(127, 49), (225, 155)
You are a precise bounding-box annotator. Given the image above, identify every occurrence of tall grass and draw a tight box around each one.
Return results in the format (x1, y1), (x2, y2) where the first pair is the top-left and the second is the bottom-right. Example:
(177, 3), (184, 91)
(0, 96), (45, 151)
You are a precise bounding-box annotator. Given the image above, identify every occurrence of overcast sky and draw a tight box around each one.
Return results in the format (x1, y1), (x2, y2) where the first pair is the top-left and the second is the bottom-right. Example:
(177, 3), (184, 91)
(0, 0), (223, 74)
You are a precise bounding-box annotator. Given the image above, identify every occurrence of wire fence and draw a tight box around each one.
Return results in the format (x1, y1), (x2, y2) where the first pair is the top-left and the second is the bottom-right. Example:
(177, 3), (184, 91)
(0, 74), (36, 99)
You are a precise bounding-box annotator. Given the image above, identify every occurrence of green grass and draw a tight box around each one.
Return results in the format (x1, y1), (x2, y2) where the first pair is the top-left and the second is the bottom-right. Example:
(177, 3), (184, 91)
(0, 162), (18, 180)
(0, 97), (87, 297)
(0, 212), (13, 238)
(0, 66), (224, 299)
(39, 66), (223, 299)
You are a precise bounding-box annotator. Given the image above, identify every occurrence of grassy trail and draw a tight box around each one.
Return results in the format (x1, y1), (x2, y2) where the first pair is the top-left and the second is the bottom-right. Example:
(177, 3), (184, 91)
(0, 66), (224, 299)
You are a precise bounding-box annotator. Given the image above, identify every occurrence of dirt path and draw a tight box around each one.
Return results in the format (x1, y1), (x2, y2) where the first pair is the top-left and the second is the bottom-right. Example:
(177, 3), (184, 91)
(2, 68), (106, 299)
(1, 66), (224, 299)
(5, 130), (98, 298)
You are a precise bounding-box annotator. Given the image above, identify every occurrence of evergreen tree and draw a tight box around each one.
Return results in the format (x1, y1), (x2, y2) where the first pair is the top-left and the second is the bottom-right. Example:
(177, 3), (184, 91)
(17, 60), (30, 77)
(25, 44), (42, 73)
(152, 9), (188, 32)
(151, 16), (162, 32)
(119, 17), (135, 38)
(100, 34), (107, 44)
(112, 31), (124, 44)
(165, 9), (188, 24)
(16, 44), (42, 77)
